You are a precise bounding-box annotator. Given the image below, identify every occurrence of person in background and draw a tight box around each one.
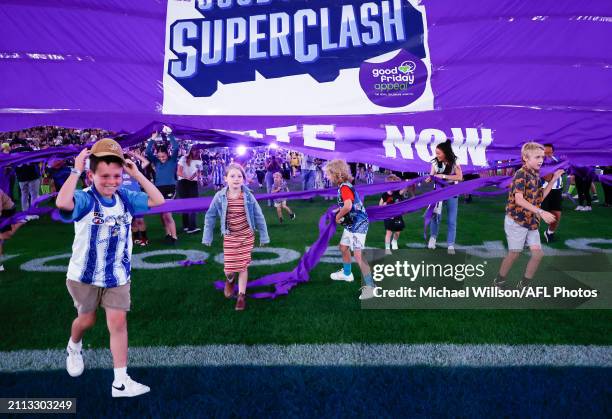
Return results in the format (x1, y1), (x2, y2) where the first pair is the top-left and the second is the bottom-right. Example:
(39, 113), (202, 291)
(271, 171), (295, 223)
(425, 140), (463, 255)
(145, 127), (179, 244)
(301, 153), (317, 193)
(540, 143), (564, 242)
(11, 140), (42, 220)
(265, 152), (282, 206)
(176, 146), (202, 234)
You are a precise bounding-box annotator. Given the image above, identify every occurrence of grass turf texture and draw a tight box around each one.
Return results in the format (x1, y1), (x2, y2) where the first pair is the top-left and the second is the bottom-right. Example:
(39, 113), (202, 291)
(1, 183), (611, 350)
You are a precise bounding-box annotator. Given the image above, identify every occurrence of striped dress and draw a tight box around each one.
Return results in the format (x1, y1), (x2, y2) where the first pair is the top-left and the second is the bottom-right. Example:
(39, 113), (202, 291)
(223, 193), (255, 273)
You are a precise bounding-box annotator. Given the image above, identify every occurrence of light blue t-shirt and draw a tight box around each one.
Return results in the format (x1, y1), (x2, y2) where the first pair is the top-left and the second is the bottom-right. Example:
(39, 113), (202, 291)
(60, 187), (149, 221)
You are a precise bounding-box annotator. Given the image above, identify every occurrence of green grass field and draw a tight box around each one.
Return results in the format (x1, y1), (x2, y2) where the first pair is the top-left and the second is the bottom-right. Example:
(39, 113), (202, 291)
(1, 182), (611, 351)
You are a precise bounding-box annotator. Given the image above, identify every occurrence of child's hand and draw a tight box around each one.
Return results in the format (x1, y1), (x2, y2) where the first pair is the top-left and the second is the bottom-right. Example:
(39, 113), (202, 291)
(123, 159), (139, 177)
(541, 211), (556, 224)
(74, 148), (90, 172)
(553, 169), (565, 179)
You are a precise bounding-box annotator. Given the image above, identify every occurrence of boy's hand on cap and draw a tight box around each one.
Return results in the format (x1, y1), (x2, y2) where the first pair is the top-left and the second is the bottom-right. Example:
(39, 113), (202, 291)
(74, 148), (90, 172)
(123, 159), (139, 177)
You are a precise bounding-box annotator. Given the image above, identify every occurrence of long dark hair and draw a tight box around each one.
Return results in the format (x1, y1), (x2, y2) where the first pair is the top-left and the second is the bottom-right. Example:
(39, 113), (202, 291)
(433, 140), (457, 175)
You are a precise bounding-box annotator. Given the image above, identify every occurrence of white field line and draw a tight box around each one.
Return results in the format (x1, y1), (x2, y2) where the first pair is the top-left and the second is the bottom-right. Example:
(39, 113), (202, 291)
(1, 344), (611, 372)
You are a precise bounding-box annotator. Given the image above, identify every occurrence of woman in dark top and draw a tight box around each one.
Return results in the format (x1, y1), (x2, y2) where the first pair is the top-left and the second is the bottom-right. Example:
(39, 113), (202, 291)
(264, 154), (282, 206)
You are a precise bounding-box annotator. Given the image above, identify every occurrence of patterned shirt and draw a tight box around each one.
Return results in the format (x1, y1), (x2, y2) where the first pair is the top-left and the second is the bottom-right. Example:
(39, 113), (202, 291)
(506, 166), (543, 230)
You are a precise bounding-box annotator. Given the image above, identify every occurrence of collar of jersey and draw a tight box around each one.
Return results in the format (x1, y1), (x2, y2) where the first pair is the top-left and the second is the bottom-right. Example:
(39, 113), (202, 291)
(91, 185), (117, 207)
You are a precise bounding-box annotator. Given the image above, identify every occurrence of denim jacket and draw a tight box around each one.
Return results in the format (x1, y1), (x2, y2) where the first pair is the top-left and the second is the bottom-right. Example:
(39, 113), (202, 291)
(202, 185), (270, 245)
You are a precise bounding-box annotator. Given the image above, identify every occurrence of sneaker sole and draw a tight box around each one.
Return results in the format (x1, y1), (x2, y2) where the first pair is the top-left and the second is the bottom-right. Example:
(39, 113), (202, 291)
(112, 388), (150, 398)
(66, 361), (84, 377)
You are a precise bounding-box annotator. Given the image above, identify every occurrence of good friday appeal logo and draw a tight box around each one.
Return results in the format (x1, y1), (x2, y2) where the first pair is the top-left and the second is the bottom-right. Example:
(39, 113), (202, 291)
(359, 49), (427, 107)
(164, 0), (432, 115)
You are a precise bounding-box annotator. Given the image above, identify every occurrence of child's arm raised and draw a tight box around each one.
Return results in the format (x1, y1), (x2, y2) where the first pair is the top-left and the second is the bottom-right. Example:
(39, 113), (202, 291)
(145, 132), (160, 164)
(55, 148), (89, 211)
(541, 169), (564, 200)
(124, 160), (165, 208)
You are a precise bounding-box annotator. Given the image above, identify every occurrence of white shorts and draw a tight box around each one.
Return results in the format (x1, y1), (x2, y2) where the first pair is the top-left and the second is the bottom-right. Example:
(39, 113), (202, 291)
(504, 215), (541, 251)
(340, 229), (367, 251)
(273, 200), (286, 208)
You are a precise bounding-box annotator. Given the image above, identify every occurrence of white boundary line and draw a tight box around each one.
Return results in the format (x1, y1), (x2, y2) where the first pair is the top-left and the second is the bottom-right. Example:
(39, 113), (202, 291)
(1, 344), (611, 372)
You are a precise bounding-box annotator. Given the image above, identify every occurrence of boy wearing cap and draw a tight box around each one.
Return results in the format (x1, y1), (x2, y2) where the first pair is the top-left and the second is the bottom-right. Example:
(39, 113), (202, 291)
(56, 138), (165, 398)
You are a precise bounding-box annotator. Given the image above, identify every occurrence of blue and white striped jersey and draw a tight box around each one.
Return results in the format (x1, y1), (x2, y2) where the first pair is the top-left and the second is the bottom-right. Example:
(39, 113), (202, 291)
(61, 187), (148, 288)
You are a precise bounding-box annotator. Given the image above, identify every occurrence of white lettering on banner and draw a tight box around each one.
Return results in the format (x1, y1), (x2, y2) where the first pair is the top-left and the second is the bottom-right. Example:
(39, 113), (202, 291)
(416, 128), (446, 162)
(383, 125), (415, 159)
(450, 128), (493, 166)
(266, 126), (298, 143)
(242, 130), (264, 139)
(303, 125), (336, 150)
(384, 125), (492, 166)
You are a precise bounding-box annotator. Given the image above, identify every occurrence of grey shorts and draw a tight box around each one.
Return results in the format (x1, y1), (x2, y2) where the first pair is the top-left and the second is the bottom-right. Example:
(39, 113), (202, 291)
(504, 215), (541, 251)
(66, 279), (131, 314)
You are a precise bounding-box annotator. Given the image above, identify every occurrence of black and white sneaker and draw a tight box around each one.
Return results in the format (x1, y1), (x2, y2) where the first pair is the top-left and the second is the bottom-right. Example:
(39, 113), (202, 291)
(516, 279), (531, 290)
(66, 342), (84, 377)
(544, 230), (555, 243)
(290, 213), (296, 220)
(112, 376), (150, 398)
(493, 277), (508, 290)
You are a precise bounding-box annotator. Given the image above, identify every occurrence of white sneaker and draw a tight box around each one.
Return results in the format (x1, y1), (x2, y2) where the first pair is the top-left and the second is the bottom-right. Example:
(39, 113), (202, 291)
(112, 376), (151, 398)
(575, 206), (584, 211)
(428, 237), (437, 249)
(359, 286), (377, 300)
(0, 265), (4, 272)
(583, 206), (592, 211)
(391, 241), (398, 250)
(66, 342), (84, 377)
(330, 269), (354, 282)
(447, 246), (456, 255)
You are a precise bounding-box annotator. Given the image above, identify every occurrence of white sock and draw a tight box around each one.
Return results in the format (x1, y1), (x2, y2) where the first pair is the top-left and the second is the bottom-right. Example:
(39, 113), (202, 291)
(385, 242), (390, 249)
(113, 367), (128, 383)
(68, 338), (82, 352)
(547, 229), (554, 235)
(391, 240), (398, 247)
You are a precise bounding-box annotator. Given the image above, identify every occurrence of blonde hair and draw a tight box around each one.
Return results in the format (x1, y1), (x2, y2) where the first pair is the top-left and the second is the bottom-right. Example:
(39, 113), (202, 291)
(521, 142), (544, 161)
(324, 159), (353, 185)
(225, 162), (246, 180)
(386, 174), (401, 182)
